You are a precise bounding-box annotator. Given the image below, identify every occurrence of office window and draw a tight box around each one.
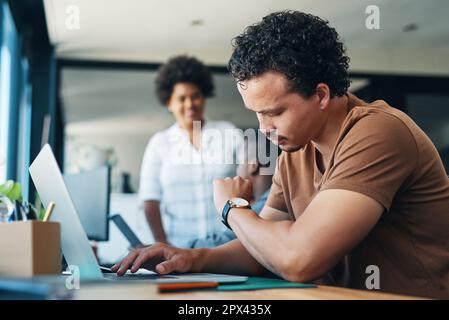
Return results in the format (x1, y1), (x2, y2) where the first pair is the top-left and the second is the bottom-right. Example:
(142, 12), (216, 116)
(0, 1), (19, 182)
(0, 2), (9, 182)
(16, 58), (32, 199)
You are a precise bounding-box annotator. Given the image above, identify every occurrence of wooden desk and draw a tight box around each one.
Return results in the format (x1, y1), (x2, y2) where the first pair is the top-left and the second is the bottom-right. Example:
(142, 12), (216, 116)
(1, 276), (423, 300)
(160, 285), (424, 300)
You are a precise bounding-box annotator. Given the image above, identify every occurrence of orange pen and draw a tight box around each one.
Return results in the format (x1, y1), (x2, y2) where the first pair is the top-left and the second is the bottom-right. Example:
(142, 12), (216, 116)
(158, 281), (219, 292)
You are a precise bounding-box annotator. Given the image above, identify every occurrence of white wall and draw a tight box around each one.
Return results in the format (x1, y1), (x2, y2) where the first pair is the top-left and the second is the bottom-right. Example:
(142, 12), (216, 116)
(65, 132), (153, 193)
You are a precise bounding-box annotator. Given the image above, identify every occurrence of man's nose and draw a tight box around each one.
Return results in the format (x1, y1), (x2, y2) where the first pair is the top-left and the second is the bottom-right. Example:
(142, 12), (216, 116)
(257, 115), (275, 133)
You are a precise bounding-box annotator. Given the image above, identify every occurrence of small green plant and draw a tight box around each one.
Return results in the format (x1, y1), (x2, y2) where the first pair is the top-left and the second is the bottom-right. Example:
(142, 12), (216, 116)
(0, 180), (45, 221)
(0, 180), (21, 222)
(0, 180), (22, 202)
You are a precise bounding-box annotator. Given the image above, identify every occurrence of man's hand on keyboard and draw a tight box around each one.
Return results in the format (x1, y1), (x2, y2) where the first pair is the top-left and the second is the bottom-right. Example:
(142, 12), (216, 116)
(111, 243), (200, 276)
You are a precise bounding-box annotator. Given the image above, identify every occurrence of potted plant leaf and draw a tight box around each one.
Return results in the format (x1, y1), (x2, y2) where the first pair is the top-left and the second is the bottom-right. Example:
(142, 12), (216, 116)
(0, 180), (43, 222)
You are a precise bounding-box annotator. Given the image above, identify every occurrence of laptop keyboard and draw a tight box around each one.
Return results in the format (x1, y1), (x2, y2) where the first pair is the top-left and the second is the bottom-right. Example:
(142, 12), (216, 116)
(103, 273), (177, 281)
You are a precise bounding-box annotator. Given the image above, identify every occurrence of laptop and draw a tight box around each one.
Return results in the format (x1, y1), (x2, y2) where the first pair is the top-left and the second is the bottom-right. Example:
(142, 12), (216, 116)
(29, 144), (248, 284)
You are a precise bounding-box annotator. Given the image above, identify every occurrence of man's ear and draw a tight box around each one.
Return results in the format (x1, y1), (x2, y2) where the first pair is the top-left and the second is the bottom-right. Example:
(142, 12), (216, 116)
(316, 83), (331, 110)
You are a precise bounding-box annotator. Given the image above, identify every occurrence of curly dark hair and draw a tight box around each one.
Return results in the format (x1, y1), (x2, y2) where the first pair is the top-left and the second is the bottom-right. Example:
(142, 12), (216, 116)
(155, 55), (215, 105)
(228, 11), (350, 98)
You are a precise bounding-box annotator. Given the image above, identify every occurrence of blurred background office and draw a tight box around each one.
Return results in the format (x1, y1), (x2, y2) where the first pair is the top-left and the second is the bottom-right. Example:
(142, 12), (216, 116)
(1, 0), (449, 264)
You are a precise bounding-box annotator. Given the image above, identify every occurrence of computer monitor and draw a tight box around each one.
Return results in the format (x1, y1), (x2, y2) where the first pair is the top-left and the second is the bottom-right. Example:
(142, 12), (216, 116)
(64, 166), (110, 241)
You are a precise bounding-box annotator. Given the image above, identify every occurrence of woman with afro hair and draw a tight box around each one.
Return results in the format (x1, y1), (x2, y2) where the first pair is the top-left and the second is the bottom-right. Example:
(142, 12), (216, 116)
(138, 56), (243, 248)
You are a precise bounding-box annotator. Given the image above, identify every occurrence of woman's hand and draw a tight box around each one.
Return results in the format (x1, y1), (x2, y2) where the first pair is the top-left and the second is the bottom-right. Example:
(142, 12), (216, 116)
(111, 243), (200, 276)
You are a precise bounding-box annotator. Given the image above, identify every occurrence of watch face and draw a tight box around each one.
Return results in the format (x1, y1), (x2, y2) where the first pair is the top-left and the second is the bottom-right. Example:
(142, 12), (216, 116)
(231, 197), (250, 207)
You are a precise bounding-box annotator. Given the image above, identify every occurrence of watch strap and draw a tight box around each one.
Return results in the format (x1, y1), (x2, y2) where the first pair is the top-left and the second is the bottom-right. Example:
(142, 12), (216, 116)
(221, 200), (233, 230)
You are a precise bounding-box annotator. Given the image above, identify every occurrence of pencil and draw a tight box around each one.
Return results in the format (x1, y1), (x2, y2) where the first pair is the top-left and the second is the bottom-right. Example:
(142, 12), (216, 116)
(158, 281), (218, 292)
(43, 202), (55, 222)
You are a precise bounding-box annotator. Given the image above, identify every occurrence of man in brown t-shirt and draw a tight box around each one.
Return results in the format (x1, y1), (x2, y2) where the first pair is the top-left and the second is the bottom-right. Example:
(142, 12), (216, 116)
(112, 11), (449, 299)
(264, 92), (449, 298)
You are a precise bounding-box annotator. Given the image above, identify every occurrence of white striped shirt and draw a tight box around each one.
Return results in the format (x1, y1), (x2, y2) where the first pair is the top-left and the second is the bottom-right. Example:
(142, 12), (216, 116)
(139, 121), (243, 247)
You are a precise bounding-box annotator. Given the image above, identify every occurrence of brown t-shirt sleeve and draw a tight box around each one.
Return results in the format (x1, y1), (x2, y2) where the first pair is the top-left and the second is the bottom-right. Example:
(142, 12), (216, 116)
(320, 112), (419, 211)
(266, 155), (289, 213)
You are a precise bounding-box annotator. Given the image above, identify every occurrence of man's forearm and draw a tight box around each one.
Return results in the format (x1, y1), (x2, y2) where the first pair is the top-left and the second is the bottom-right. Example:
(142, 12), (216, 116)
(192, 239), (268, 276)
(226, 208), (295, 278)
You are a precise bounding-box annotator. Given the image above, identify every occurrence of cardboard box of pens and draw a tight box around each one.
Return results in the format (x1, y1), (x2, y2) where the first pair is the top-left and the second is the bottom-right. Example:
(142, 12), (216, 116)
(0, 196), (61, 277)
